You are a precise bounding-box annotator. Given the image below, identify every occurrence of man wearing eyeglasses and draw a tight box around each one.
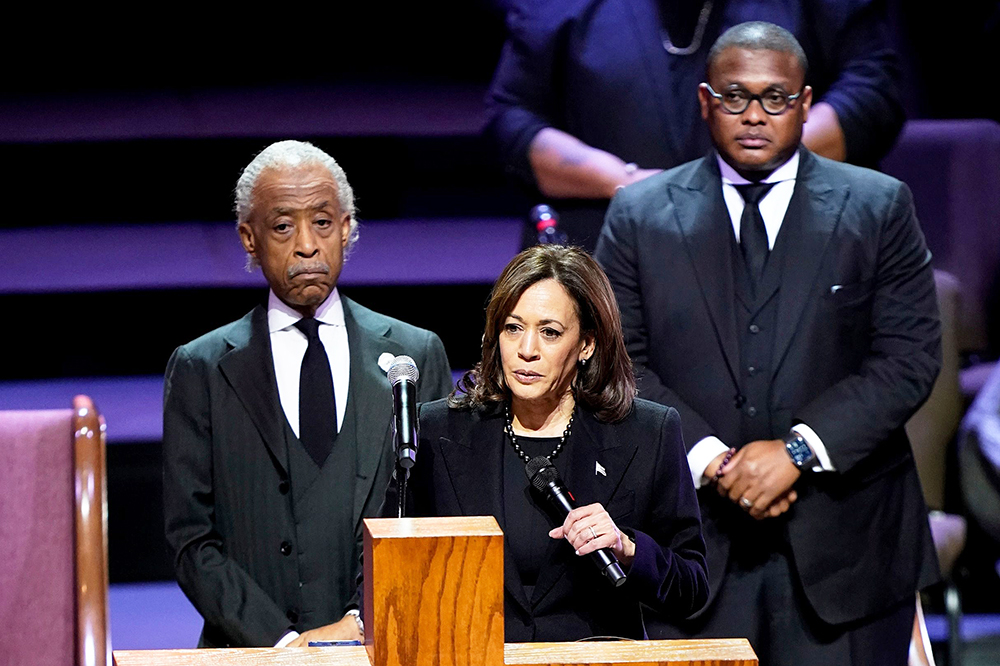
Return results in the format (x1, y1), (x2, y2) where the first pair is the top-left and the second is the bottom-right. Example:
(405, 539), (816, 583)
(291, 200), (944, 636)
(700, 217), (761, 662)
(595, 21), (940, 665)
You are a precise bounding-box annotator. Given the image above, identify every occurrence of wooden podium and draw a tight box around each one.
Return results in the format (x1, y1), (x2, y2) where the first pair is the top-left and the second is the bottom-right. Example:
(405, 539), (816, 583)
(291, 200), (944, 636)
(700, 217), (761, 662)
(114, 517), (757, 666)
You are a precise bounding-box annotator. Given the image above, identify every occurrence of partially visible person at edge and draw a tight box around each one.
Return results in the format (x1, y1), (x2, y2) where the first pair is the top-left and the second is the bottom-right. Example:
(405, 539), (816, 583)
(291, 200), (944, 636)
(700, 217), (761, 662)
(375, 244), (708, 641)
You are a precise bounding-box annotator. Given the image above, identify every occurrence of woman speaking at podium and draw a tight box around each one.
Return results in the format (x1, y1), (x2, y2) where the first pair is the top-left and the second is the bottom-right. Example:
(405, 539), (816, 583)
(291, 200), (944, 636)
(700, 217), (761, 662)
(394, 244), (708, 641)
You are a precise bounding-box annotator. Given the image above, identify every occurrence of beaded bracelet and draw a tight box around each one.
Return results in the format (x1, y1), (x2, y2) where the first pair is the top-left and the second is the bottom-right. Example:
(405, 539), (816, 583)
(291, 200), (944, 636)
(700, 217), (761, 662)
(712, 448), (736, 483)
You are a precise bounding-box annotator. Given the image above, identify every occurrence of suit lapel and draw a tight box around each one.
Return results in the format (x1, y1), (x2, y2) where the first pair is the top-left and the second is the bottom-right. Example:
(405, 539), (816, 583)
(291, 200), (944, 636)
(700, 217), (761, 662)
(218, 306), (289, 474)
(670, 157), (742, 396)
(437, 409), (533, 616)
(772, 151), (849, 376)
(342, 297), (404, 531)
(531, 410), (639, 607)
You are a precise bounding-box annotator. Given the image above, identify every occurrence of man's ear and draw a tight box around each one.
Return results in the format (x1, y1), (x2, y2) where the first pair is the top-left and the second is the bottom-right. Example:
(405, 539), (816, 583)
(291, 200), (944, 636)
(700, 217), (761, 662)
(238, 222), (257, 257)
(799, 85), (813, 123)
(340, 213), (351, 249)
(697, 83), (712, 121)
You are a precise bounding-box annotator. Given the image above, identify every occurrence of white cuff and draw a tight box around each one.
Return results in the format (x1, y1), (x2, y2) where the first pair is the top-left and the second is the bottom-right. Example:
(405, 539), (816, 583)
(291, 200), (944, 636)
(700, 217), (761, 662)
(687, 436), (730, 489)
(792, 423), (835, 472)
(275, 630), (300, 648)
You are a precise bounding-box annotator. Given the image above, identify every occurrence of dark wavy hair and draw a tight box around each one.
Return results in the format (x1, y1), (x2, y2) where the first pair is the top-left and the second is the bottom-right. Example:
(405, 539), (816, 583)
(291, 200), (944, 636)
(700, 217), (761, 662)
(450, 245), (636, 423)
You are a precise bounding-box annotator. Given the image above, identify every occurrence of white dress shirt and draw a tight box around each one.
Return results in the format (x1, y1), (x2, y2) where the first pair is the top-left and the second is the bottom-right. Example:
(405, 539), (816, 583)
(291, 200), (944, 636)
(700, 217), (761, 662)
(686, 152), (835, 488)
(268, 288), (350, 438)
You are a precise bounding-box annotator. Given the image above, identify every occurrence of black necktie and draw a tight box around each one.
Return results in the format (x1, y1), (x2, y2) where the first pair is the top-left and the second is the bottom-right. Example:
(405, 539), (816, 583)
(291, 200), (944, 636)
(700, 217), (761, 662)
(294, 317), (337, 466)
(735, 182), (775, 287)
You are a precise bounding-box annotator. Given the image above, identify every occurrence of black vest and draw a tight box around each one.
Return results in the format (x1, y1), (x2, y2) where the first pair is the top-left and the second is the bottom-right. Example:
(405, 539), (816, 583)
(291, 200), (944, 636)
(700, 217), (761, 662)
(282, 384), (360, 631)
(729, 204), (793, 445)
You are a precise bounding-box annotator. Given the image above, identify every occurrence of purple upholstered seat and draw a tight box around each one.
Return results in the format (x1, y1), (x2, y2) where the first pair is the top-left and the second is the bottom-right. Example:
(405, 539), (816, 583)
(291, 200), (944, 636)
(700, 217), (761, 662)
(0, 398), (110, 666)
(881, 119), (1000, 354)
(0, 409), (77, 665)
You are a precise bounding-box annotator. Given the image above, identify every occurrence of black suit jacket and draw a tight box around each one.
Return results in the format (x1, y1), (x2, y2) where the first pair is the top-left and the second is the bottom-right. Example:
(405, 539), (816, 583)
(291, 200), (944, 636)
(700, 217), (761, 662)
(163, 296), (452, 647)
(389, 398), (708, 642)
(594, 148), (941, 626)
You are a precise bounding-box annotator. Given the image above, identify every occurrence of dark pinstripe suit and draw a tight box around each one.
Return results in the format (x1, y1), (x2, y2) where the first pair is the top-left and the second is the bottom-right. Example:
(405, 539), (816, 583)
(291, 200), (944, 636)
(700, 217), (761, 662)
(163, 297), (451, 647)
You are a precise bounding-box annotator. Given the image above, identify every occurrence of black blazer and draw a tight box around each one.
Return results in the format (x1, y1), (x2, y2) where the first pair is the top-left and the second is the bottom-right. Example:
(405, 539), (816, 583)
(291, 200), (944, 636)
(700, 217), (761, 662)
(595, 148), (941, 626)
(163, 297), (452, 647)
(391, 398), (708, 642)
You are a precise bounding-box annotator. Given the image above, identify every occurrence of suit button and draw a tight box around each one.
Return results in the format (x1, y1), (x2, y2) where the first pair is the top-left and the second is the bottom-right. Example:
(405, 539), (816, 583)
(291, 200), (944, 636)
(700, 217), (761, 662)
(747, 366), (756, 375)
(287, 609), (299, 623)
(280, 541), (293, 556)
(278, 480), (290, 495)
(747, 406), (758, 417)
(749, 324), (760, 334)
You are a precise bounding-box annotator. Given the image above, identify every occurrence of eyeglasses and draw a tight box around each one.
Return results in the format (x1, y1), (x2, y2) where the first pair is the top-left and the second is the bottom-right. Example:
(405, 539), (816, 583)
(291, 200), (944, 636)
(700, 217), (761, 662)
(704, 83), (803, 115)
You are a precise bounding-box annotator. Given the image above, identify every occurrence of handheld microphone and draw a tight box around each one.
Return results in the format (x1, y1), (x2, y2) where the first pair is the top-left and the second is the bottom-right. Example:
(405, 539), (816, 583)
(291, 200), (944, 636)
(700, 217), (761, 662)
(530, 204), (568, 245)
(525, 456), (627, 587)
(387, 355), (420, 469)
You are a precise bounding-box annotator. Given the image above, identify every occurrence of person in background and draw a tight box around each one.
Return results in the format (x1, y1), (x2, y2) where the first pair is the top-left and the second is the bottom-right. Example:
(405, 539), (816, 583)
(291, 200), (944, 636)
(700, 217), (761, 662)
(487, 0), (904, 250)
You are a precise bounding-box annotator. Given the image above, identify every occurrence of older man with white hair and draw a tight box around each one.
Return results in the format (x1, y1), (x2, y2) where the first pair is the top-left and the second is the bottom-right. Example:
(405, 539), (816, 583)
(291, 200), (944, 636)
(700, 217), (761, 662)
(163, 140), (452, 647)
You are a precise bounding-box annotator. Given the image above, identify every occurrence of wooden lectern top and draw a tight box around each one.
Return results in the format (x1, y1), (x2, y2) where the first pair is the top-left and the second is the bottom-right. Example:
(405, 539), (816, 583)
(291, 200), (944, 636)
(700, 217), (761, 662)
(364, 515), (504, 538)
(505, 639), (758, 665)
(113, 647), (370, 665)
(113, 639), (758, 666)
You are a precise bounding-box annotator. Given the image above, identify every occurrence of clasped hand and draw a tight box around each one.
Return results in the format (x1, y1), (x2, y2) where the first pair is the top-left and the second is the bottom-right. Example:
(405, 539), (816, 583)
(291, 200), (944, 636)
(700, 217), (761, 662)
(286, 614), (362, 647)
(713, 439), (801, 520)
(548, 503), (635, 567)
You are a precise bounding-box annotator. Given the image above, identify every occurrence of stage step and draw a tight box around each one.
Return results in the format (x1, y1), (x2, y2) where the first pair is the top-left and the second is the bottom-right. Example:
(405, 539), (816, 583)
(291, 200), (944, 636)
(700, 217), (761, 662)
(1, 84), (488, 144)
(0, 218), (521, 294)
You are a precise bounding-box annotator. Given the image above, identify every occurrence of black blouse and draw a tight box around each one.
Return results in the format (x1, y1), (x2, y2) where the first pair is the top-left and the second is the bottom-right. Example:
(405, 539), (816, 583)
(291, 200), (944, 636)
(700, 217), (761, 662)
(502, 434), (574, 604)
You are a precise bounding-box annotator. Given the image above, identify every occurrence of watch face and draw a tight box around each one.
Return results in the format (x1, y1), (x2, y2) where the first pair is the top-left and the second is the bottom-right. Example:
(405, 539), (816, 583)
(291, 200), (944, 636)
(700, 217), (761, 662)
(786, 436), (813, 467)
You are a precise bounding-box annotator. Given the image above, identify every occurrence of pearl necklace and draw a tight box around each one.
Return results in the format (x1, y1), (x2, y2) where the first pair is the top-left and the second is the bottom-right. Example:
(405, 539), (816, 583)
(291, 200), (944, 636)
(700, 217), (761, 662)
(504, 404), (574, 464)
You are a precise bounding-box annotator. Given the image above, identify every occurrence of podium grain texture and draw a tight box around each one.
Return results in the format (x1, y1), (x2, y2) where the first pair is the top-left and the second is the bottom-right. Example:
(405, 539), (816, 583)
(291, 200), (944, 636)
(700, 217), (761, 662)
(504, 639), (757, 665)
(112, 648), (370, 665)
(364, 516), (506, 666)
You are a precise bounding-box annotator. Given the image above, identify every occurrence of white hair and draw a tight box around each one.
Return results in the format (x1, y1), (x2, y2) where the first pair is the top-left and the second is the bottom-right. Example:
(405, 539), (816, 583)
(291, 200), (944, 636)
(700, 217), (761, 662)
(235, 140), (359, 260)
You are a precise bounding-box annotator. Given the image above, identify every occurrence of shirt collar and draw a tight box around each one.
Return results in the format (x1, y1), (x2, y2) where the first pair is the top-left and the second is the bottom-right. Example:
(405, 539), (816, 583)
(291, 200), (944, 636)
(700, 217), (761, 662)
(716, 150), (800, 186)
(267, 287), (345, 333)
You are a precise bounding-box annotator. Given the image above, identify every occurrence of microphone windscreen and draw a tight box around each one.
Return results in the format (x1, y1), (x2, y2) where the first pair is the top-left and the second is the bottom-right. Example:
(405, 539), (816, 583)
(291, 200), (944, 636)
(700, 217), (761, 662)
(387, 355), (420, 385)
(525, 455), (559, 491)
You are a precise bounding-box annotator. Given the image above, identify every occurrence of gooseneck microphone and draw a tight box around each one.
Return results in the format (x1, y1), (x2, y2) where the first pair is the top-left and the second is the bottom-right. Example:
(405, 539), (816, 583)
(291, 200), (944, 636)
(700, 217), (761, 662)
(387, 355), (420, 470)
(525, 456), (627, 587)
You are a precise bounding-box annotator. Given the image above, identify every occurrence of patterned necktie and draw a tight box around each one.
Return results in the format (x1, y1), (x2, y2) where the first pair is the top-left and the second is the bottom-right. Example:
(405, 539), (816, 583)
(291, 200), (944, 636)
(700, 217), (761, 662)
(735, 182), (775, 287)
(294, 317), (337, 466)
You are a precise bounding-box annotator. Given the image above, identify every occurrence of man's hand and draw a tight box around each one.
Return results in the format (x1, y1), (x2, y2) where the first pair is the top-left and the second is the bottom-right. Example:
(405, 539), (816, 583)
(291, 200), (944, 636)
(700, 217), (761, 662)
(718, 439), (801, 520)
(287, 615), (362, 647)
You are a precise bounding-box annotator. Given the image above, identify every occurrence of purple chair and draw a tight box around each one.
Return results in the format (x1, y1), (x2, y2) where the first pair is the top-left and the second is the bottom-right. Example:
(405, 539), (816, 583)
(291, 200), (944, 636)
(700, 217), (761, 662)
(881, 119), (1000, 361)
(0, 396), (110, 666)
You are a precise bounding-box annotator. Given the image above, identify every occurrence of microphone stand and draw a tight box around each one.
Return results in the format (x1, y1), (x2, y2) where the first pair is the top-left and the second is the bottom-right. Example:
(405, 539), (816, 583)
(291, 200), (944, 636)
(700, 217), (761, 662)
(396, 463), (408, 518)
